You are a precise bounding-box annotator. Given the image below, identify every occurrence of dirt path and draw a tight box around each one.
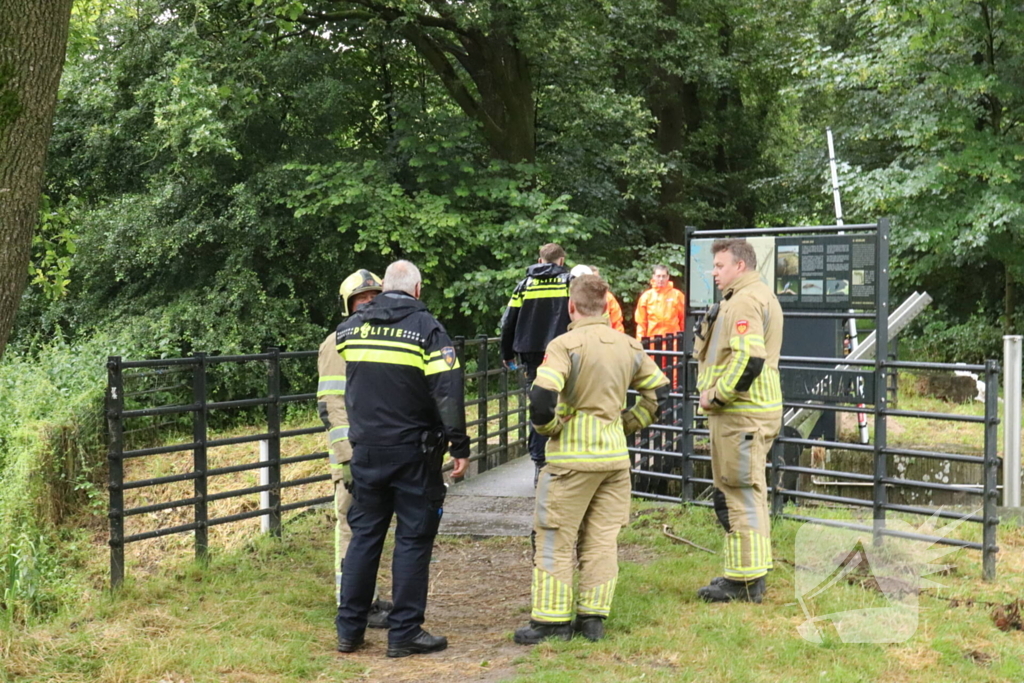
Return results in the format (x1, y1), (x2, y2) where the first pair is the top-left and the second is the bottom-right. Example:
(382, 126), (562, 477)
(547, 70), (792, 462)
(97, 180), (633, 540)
(340, 538), (534, 683)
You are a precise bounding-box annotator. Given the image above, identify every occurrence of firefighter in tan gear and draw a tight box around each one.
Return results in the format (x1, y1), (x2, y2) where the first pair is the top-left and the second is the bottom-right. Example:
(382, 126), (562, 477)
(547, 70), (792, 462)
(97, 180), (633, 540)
(317, 269), (391, 628)
(694, 239), (783, 603)
(514, 275), (670, 644)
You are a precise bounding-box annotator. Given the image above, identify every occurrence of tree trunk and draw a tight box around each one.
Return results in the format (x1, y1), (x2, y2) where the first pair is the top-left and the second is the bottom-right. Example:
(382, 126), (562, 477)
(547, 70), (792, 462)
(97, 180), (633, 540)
(0, 0), (74, 360)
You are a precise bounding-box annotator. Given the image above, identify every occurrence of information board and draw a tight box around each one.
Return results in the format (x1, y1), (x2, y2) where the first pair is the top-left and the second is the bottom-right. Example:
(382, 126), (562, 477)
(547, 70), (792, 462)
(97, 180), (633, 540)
(689, 234), (876, 310)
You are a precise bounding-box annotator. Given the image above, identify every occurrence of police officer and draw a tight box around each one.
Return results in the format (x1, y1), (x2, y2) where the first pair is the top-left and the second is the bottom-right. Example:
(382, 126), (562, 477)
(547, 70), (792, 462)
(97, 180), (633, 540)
(316, 270), (392, 629)
(694, 239), (783, 603)
(334, 260), (470, 657)
(500, 243), (572, 475)
(514, 275), (669, 644)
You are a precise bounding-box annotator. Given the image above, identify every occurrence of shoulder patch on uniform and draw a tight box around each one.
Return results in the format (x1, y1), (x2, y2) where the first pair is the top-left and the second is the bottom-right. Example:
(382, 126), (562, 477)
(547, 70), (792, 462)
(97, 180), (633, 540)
(441, 346), (456, 368)
(736, 320), (749, 334)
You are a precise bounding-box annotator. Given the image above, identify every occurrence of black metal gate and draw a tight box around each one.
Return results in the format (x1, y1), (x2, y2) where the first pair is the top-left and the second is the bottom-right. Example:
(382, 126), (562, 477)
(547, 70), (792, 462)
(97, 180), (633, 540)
(106, 337), (524, 588)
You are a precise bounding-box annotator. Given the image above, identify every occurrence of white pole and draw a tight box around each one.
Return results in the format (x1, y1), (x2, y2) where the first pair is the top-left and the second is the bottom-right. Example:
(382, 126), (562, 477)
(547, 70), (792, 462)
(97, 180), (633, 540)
(1004, 335), (1022, 507)
(260, 440), (271, 533)
(827, 127), (869, 444)
(826, 128), (844, 228)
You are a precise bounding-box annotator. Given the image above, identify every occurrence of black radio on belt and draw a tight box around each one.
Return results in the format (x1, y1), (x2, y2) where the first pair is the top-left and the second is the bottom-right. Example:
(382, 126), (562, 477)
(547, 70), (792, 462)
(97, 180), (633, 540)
(420, 427), (447, 470)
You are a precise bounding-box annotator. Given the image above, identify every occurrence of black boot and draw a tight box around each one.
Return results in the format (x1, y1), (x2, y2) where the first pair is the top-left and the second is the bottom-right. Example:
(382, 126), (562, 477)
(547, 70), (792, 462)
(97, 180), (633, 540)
(514, 620), (573, 645)
(336, 632), (365, 653)
(572, 616), (605, 642)
(386, 630), (448, 658)
(367, 598), (393, 629)
(697, 576), (766, 603)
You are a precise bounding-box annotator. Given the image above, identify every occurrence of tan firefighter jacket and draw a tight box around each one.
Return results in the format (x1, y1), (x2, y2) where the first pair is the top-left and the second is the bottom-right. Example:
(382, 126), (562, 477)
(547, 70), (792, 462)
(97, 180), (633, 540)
(694, 271), (783, 414)
(317, 333), (351, 481)
(532, 317), (669, 471)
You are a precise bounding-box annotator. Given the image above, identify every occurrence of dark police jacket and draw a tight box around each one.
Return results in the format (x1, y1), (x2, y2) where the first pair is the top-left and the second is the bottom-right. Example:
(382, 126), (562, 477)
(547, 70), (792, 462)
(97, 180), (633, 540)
(336, 291), (470, 459)
(500, 262), (572, 361)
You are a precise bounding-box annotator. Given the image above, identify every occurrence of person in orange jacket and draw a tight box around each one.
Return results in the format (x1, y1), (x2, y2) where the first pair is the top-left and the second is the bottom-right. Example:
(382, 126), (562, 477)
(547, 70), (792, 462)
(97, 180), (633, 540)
(635, 265), (686, 385)
(585, 266), (625, 333)
(635, 265), (685, 339)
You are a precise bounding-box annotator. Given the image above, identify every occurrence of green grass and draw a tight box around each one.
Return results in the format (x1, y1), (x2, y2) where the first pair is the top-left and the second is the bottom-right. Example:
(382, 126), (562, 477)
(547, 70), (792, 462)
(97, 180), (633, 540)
(1, 513), (368, 683)
(511, 503), (1024, 683)
(2, 501), (1022, 683)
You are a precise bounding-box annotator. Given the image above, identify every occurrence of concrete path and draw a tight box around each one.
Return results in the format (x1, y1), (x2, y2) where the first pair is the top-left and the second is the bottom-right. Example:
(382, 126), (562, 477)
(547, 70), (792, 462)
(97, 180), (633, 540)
(439, 456), (535, 537)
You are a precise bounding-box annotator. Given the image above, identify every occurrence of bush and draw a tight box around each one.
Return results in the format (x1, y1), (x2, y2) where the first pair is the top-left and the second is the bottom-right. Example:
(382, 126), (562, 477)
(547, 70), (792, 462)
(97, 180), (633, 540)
(0, 337), (112, 624)
(900, 309), (1004, 364)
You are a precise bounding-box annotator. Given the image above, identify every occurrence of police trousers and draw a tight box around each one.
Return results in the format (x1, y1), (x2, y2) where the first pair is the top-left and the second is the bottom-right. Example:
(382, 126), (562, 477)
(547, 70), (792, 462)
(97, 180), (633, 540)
(336, 443), (446, 644)
(531, 465), (631, 623)
(709, 410), (781, 581)
(521, 352), (549, 465)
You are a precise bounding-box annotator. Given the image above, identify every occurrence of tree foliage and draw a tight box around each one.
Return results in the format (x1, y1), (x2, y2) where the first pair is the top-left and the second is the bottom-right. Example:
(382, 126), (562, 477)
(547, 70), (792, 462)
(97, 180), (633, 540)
(7, 0), (1021, 363)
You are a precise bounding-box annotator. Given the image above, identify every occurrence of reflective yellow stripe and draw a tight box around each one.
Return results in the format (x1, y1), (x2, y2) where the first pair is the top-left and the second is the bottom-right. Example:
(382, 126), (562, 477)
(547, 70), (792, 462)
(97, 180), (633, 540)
(577, 576), (617, 616)
(531, 567), (572, 622)
(536, 366), (565, 391)
(317, 376), (346, 397)
(341, 348), (426, 369)
(523, 289), (569, 300)
(546, 453), (629, 463)
(342, 339), (425, 355)
(425, 356), (461, 375)
(329, 426), (349, 444)
(635, 373), (666, 390)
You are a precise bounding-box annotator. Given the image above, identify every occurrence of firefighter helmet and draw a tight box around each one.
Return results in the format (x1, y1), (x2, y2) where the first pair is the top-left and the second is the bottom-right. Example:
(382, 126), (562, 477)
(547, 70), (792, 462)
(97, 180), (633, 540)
(338, 269), (383, 317)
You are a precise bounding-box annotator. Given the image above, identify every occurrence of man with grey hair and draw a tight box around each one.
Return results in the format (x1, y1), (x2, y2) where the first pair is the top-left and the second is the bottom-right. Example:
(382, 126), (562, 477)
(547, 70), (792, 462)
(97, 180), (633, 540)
(334, 259), (470, 657)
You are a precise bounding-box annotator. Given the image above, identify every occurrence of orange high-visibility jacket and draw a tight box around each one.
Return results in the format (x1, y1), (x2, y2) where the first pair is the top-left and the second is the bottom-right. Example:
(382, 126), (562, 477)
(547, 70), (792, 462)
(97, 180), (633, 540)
(606, 291), (624, 332)
(635, 283), (686, 340)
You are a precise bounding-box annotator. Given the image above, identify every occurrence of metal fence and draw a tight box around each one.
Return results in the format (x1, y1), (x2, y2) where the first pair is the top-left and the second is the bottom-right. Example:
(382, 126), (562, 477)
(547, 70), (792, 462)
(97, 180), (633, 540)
(630, 341), (1001, 578)
(629, 220), (1002, 579)
(106, 337), (524, 588)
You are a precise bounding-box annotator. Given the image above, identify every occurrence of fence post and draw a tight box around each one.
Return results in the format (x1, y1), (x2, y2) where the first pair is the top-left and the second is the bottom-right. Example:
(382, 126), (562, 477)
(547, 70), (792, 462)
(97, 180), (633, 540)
(266, 347), (282, 537)
(983, 359), (1001, 581)
(770, 438), (784, 517)
(499, 341), (509, 466)
(106, 356), (125, 590)
(680, 332), (694, 503)
(192, 352), (209, 562)
(872, 218), (890, 547)
(1003, 336), (1022, 507)
(653, 334), (665, 495)
(477, 335), (490, 472)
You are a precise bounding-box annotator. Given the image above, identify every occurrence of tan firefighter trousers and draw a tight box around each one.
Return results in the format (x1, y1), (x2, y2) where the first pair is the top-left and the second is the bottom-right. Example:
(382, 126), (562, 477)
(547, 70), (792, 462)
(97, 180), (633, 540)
(531, 465), (632, 623)
(709, 411), (781, 581)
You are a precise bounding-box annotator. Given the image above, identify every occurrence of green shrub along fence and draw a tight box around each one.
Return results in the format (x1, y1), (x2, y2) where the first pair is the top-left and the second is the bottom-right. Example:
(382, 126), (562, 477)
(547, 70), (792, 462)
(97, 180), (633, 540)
(0, 340), (110, 623)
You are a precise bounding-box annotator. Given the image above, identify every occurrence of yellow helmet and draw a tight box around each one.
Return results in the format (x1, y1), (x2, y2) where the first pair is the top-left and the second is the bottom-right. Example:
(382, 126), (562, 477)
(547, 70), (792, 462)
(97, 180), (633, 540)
(338, 269), (383, 317)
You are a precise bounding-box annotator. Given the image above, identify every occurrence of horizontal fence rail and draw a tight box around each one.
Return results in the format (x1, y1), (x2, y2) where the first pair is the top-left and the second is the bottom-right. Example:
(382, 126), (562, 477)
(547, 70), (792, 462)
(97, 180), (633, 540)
(106, 337), (525, 588)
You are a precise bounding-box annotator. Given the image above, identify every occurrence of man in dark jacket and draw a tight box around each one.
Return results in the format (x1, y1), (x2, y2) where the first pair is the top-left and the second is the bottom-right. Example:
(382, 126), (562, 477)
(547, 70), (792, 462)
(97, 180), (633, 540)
(500, 243), (572, 471)
(334, 260), (470, 658)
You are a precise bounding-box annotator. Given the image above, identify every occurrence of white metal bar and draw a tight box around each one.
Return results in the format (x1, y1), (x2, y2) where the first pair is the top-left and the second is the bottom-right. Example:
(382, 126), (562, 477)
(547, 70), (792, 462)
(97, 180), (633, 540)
(1004, 335), (1022, 507)
(260, 439), (271, 533)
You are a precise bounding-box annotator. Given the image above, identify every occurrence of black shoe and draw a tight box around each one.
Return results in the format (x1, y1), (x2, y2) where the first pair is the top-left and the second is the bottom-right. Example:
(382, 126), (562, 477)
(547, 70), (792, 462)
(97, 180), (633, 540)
(572, 616), (605, 642)
(367, 599), (393, 629)
(386, 630), (448, 658)
(697, 576), (765, 603)
(514, 620), (573, 645)
(337, 632), (365, 653)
